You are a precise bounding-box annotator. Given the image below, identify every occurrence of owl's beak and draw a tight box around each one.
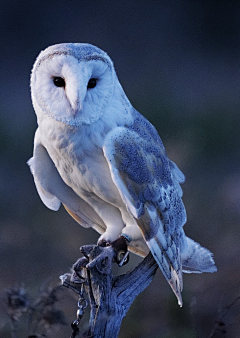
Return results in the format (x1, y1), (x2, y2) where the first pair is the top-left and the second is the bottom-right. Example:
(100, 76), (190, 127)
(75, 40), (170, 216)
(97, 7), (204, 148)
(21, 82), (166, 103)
(76, 85), (87, 115)
(66, 80), (87, 118)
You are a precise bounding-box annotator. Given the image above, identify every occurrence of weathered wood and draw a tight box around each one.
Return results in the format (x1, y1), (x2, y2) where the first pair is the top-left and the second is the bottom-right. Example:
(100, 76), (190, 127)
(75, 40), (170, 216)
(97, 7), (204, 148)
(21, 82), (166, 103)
(72, 244), (158, 338)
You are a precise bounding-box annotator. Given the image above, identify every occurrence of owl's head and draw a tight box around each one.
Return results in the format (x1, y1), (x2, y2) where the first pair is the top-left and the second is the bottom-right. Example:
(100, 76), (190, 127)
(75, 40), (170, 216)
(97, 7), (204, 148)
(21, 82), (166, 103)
(31, 43), (116, 126)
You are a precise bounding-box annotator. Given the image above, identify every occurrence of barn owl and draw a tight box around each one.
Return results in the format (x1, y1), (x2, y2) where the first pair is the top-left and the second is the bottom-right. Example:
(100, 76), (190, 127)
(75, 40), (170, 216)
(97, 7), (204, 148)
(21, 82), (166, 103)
(28, 43), (217, 306)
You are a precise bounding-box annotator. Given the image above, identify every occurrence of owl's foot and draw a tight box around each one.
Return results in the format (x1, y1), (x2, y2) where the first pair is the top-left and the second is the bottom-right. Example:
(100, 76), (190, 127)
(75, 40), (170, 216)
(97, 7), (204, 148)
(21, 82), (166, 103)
(111, 236), (130, 266)
(97, 238), (110, 247)
(98, 235), (131, 266)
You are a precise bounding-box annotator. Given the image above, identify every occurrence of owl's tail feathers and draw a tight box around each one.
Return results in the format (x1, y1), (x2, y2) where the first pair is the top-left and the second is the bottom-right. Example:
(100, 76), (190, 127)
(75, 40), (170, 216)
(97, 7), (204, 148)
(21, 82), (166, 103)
(147, 235), (183, 307)
(181, 237), (217, 274)
(168, 266), (183, 307)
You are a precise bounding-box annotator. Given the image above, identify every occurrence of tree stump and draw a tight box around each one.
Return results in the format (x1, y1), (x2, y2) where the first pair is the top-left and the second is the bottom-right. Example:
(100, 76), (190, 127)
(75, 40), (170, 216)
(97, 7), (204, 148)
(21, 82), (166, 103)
(71, 244), (158, 338)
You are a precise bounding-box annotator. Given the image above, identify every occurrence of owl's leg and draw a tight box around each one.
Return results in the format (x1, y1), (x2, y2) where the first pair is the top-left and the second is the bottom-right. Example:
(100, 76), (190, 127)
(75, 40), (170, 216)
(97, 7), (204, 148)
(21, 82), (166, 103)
(97, 221), (123, 246)
(108, 211), (143, 266)
(96, 207), (141, 266)
(96, 208), (133, 266)
(111, 223), (142, 266)
(108, 223), (143, 266)
(95, 203), (125, 244)
(120, 210), (143, 242)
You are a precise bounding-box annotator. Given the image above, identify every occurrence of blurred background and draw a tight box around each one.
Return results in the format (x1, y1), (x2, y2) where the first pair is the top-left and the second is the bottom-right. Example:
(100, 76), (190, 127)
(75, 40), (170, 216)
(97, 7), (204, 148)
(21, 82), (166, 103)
(1, 1), (240, 337)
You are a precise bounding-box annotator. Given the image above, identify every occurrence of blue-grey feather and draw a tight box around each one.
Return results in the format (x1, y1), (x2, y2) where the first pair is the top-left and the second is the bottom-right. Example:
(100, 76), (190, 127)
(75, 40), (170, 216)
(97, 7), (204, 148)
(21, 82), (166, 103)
(105, 107), (187, 244)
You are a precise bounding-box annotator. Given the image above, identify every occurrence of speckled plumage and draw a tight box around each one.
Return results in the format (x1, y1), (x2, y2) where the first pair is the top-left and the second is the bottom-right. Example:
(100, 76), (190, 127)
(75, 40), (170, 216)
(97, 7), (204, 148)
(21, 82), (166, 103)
(28, 43), (217, 306)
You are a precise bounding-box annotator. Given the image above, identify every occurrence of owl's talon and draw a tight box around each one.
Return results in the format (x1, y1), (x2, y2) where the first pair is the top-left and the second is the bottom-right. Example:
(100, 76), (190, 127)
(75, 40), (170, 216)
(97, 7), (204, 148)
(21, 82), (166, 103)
(110, 236), (130, 266)
(97, 239), (110, 247)
(117, 250), (129, 267)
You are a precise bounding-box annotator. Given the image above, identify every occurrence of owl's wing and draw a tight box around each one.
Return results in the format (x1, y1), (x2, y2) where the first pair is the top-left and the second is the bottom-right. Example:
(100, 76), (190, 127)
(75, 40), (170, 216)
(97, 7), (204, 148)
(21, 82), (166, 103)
(28, 129), (106, 232)
(103, 115), (186, 306)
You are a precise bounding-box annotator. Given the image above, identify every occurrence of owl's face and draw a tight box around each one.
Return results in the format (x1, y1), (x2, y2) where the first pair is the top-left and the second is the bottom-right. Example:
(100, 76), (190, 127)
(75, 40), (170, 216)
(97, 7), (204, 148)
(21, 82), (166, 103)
(31, 43), (115, 126)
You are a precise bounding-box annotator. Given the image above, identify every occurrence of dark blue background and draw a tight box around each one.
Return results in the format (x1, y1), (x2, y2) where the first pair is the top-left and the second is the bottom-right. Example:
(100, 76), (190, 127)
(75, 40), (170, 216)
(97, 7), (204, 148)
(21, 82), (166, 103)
(1, 1), (240, 337)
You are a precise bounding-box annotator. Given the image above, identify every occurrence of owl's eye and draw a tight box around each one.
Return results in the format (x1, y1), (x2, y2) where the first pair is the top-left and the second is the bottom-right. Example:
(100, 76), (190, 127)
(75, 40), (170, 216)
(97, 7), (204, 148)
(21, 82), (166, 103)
(53, 77), (65, 88)
(87, 78), (97, 89)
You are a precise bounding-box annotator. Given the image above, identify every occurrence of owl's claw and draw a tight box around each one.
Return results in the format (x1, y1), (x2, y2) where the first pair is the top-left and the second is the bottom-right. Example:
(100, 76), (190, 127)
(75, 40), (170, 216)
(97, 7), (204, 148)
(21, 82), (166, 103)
(97, 235), (130, 266)
(97, 238), (111, 247)
(111, 235), (130, 266)
(117, 250), (129, 267)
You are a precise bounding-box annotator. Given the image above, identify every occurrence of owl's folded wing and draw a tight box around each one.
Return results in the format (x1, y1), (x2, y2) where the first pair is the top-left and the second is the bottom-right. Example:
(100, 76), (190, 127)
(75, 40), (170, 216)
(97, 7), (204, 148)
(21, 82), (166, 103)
(28, 131), (106, 232)
(103, 126), (187, 306)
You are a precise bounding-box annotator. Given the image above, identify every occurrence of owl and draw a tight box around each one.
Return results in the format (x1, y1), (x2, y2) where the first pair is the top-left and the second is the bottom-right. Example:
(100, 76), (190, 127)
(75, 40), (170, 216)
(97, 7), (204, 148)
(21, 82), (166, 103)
(28, 43), (217, 306)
